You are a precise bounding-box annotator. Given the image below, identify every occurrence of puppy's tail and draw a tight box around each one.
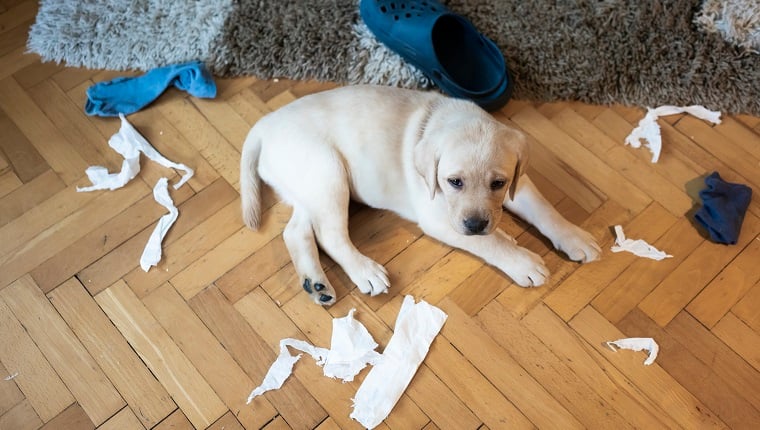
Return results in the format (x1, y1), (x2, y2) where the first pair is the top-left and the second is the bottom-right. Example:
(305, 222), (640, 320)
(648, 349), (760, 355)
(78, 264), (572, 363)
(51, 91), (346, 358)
(240, 127), (263, 230)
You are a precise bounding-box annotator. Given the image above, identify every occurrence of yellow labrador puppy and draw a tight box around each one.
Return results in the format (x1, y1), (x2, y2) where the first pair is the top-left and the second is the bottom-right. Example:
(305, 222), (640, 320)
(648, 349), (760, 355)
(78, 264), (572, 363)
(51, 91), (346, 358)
(241, 85), (600, 305)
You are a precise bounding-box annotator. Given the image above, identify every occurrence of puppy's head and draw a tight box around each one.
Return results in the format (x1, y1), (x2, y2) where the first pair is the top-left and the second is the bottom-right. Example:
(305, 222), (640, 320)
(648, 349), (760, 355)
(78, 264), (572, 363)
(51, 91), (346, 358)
(414, 118), (528, 236)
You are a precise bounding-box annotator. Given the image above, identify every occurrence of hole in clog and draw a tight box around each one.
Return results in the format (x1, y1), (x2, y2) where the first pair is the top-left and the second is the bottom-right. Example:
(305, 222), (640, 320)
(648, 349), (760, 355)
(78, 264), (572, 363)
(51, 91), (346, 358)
(380, 5), (386, 12)
(394, 15), (399, 20)
(432, 15), (502, 93)
(405, 13), (411, 18)
(390, 2), (395, 9)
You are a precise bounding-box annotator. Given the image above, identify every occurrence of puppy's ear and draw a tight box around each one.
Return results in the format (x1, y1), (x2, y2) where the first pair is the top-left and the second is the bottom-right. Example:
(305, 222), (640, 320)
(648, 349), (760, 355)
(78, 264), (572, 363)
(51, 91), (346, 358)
(413, 138), (439, 199)
(507, 130), (529, 201)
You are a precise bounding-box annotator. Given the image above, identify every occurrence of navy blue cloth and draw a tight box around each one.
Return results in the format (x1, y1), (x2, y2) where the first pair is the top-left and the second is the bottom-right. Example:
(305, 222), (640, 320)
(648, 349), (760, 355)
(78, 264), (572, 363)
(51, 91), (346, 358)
(694, 172), (752, 245)
(85, 60), (216, 117)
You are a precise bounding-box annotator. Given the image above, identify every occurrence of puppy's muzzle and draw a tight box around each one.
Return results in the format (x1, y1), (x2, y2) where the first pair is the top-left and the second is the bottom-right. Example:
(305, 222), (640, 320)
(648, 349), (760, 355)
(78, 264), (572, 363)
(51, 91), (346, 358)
(463, 217), (489, 235)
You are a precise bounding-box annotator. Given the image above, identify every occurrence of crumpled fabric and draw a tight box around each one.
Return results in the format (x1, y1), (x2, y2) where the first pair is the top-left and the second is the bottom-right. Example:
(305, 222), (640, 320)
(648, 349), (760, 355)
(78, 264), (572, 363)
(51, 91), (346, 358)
(85, 60), (216, 116)
(694, 172), (752, 245)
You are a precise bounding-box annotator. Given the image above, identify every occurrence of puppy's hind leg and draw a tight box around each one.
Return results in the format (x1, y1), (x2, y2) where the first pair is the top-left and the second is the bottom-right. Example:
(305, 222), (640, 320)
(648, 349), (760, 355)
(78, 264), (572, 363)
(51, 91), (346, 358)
(283, 209), (337, 305)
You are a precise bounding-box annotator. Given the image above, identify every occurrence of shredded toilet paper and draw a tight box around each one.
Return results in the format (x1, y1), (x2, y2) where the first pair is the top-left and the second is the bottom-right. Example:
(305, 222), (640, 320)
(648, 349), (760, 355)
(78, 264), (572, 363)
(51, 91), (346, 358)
(606, 337), (659, 366)
(625, 105), (721, 163)
(140, 178), (179, 271)
(77, 113), (193, 192)
(246, 297), (447, 429)
(76, 114), (194, 271)
(611, 225), (672, 261)
(247, 309), (381, 404)
(350, 296), (447, 429)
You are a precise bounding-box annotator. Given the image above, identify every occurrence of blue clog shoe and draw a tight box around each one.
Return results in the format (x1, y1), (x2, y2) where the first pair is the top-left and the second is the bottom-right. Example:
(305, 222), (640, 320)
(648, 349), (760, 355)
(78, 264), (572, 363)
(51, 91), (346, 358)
(360, 0), (513, 111)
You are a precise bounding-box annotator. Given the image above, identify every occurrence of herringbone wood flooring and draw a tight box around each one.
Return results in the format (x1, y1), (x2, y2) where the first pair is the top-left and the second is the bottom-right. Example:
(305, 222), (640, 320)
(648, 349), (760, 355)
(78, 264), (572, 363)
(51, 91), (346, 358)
(3, 2), (760, 429)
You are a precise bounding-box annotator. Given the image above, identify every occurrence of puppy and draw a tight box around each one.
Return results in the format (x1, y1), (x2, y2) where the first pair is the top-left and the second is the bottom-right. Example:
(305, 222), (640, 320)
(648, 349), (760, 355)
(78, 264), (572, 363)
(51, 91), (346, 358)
(241, 85), (600, 305)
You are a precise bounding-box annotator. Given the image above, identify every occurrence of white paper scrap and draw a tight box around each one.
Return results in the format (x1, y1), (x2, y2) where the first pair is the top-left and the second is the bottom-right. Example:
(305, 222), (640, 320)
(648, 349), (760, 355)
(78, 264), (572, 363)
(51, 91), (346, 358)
(611, 225), (672, 261)
(4, 372), (18, 381)
(140, 178), (179, 271)
(625, 105), (721, 163)
(246, 309), (379, 405)
(350, 296), (448, 429)
(77, 113), (193, 192)
(606, 337), (659, 365)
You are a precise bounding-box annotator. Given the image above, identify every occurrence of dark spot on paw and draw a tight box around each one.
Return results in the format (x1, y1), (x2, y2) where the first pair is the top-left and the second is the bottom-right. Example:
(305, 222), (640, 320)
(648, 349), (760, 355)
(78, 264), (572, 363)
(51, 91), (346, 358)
(314, 283), (325, 292)
(319, 294), (333, 303)
(302, 278), (313, 294)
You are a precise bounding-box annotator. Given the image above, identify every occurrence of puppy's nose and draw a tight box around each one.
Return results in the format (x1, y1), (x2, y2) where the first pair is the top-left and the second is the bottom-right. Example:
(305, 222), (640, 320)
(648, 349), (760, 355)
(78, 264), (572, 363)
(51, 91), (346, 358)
(463, 217), (489, 234)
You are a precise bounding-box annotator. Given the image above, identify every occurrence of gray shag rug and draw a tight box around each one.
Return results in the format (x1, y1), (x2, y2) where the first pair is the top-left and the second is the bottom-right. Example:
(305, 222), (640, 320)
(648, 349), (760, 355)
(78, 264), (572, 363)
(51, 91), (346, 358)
(28, 0), (760, 115)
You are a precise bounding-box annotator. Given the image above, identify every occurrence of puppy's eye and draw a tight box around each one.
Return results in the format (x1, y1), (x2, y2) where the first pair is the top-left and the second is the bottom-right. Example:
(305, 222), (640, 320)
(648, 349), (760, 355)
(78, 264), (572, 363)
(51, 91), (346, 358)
(448, 178), (463, 189)
(490, 180), (507, 190)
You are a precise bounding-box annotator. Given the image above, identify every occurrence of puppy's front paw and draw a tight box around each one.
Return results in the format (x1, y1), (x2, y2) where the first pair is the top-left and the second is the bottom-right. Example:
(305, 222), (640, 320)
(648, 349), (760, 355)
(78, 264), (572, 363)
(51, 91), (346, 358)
(553, 225), (601, 263)
(345, 256), (389, 296)
(508, 248), (550, 288)
(302, 277), (336, 306)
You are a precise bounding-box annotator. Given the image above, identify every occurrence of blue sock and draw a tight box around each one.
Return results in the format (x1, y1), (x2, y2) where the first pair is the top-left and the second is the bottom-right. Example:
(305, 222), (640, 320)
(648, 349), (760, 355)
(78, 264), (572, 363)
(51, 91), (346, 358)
(85, 60), (216, 117)
(694, 172), (752, 245)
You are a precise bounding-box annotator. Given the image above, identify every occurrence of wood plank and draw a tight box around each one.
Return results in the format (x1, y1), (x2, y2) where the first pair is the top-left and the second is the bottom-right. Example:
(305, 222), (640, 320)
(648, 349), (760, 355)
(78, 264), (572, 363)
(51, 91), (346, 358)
(97, 407), (147, 430)
(215, 235), (292, 303)
(188, 286), (327, 430)
(639, 213), (760, 326)
(569, 306), (726, 429)
(155, 97), (241, 189)
(170, 202), (291, 299)
(0, 76), (88, 183)
(0, 296), (73, 422)
(122, 198), (243, 298)
(592, 218), (704, 323)
(618, 308), (760, 428)
(144, 283), (278, 429)
(509, 106), (651, 213)
(0, 177), (149, 288)
(48, 278), (176, 429)
(0, 360), (22, 416)
(686, 235), (760, 327)
(666, 311), (760, 412)
(27, 79), (123, 169)
(545, 202), (676, 321)
(437, 298), (583, 429)
(30, 183), (195, 293)
(712, 312), (760, 373)
(39, 403), (94, 430)
(733, 279), (760, 332)
(77, 177), (236, 295)
(190, 97), (251, 152)
(0, 110), (49, 182)
(0, 399), (42, 430)
(95, 281), (228, 429)
(0, 170), (21, 198)
(522, 304), (675, 429)
(1, 276), (124, 425)
(675, 115), (760, 190)
(0, 169), (63, 227)
(496, 199), (630, 319)
(477, 300), (633, 429)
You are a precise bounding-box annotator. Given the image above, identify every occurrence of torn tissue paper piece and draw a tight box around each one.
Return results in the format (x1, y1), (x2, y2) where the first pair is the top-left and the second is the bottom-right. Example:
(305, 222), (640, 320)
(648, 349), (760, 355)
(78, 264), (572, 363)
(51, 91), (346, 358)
(77, 113), (193, 192)
(140, 178), (179, 271)
(247, 309), (381, 404)
(76, 114), (194, 271)
(611, 225), (672, 260)
(351, 296), (448, 429)
(606, 337), (659, 366)
(625, 105), (721, 163)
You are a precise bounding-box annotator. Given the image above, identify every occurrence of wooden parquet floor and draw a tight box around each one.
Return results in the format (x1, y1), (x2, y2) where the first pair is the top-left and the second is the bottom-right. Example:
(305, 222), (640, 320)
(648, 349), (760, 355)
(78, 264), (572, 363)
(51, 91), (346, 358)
(3, 4), (760, 430)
